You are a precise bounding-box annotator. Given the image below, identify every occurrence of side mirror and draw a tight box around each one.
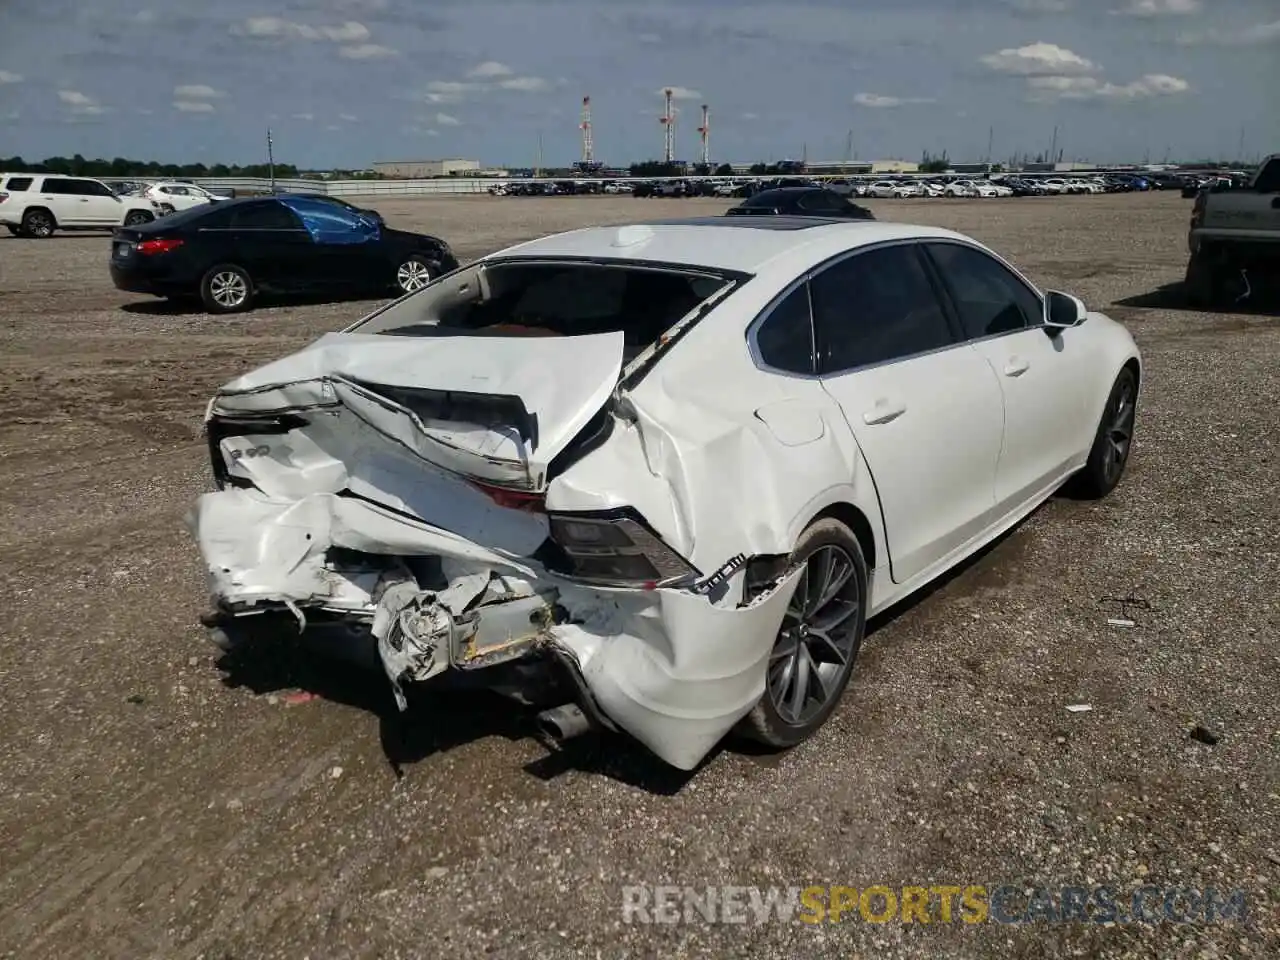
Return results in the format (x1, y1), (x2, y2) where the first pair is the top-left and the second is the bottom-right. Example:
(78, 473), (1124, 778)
(1044, 290), (1086, 335)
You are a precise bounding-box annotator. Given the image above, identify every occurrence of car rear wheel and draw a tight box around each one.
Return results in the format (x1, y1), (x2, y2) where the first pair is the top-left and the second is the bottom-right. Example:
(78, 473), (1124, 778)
(1068, 367), (1138, 500)
(739, 518), (868, 749)
(21, 208), (55, 238)
(395, 255), (433, 294)
(200, 264), (254, 314)
(124, 210), (154, 226)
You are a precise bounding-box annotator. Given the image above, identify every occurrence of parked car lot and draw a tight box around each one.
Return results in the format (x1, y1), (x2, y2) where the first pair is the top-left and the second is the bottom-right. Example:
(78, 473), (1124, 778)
(1, 191), (1277, 958)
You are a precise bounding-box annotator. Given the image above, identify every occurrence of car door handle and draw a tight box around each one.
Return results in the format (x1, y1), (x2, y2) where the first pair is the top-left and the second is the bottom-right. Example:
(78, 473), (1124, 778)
(863, 400), (907, 425)
(1004, 357), (1030, 377)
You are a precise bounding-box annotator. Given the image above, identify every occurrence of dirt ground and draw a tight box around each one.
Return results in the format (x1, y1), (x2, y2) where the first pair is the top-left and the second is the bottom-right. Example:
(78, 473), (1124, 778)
(0, 193), (1277, 959)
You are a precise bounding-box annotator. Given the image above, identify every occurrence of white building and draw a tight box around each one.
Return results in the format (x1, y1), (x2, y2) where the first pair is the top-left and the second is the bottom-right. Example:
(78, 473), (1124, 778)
(372, 158), (482, 179)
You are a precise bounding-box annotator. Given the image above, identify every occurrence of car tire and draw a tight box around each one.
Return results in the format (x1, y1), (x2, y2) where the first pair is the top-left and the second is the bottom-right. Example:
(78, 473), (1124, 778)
(124, 210), (154, 226)
(21, 208), (56, 238)
(395, 254), (434, 295)
(200, 264), (254, 314)
(1067, 366), (1138, 500)
(738, 518), (868, 750)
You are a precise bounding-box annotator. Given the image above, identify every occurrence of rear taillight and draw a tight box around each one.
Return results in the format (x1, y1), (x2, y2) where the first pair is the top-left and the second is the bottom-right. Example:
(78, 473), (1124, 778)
(1190, 191), (1206, 228)
(545, 510), (700, 589)
(137, 237), (184, 255)
(0, 192), (8, 204)
(467, 479), (545, 513)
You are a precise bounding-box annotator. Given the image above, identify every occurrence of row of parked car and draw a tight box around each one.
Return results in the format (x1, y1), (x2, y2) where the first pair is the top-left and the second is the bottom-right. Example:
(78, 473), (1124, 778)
(488, 170), (1235, 201)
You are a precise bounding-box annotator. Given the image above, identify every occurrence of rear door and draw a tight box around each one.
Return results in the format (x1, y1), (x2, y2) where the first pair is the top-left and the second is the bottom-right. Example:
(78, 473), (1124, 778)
(227, 201), (316, 292)
(922, 240), (1095, 511)
(808, 242), (1005, 585)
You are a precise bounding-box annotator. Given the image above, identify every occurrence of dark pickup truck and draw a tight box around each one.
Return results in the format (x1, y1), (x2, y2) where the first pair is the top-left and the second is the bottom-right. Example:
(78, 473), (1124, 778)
(1184, 154), (1280, 307)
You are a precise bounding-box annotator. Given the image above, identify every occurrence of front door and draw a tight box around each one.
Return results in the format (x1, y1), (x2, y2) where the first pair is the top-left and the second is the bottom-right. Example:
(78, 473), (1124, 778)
(808, 242), (1005, 585)
(923, 240), (1094, 510)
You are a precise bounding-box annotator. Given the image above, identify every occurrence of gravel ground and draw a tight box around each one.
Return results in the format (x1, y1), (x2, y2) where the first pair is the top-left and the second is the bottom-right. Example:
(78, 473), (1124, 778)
(0, 193), (1277, 959)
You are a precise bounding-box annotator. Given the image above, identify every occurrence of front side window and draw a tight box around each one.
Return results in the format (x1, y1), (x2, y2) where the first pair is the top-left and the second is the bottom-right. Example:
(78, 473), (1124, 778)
(279, 196), (374, 244)
(753, 284), (814, 374)
(924, 242), (1043, 340)
(809, 244), (955, 374)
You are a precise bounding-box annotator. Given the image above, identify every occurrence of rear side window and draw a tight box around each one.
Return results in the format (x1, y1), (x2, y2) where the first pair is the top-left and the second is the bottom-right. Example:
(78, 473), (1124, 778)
(924, 242), (1043, 340)
(810, 245), (955, 374)
(231, 202), (301, 229)
(753, 284), (814, 374)
(1254, 159), (1280, 194)
(4, 177), (33, 191)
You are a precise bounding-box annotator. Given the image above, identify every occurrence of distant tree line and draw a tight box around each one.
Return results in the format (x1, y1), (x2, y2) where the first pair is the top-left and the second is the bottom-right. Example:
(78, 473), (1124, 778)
(0, 154), (302, 179)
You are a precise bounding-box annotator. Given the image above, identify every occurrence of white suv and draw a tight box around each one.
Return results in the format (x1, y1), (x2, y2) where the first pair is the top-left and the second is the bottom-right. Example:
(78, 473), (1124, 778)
(143, 181), (227, 214)
(0, 173), (161, 237)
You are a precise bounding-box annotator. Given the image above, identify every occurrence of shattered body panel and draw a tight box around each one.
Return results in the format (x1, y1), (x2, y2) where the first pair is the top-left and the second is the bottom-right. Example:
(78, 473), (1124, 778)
(192, 254), (841, 770)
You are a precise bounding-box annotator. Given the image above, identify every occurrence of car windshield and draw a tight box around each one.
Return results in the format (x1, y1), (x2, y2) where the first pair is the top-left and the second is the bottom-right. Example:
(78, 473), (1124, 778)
(350, 260), (737, 366)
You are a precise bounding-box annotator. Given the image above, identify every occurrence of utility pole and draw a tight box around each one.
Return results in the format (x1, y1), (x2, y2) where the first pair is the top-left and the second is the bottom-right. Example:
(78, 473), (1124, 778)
(267, 128), (275, 193)
(844, 129), (853, 173)
(535, 131), (543, 178)
(1049, 125), (1058, 169)
(986, 126), (994, 165)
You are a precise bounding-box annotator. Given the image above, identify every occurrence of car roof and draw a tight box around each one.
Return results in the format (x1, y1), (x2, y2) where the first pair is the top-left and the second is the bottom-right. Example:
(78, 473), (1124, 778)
(489, 218), (973, 274)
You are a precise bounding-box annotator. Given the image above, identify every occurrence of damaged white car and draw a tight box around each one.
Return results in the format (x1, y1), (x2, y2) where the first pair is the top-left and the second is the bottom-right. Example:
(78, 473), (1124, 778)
(192, 216), (1142, 770)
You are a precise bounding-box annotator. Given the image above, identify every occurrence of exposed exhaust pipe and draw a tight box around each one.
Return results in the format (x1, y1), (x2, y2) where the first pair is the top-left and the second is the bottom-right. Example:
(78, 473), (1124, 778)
(536, 703), (594, 743)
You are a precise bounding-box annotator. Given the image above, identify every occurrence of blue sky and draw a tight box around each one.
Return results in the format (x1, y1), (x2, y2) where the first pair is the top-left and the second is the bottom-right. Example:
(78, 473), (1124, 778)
(0, 0), (1276, 168)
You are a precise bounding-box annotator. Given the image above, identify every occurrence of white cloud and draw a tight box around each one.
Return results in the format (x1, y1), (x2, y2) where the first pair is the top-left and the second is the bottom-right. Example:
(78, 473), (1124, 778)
(498, 76), (549, 92)
(638, 33), (661, 44)
(853, 92), (936, 108)
(173, 100), (216, 113)
(292, 112), (315, 121)
(326, 124), (341, 131)
(338, 113), (359, 122)
(660, 86), (702, 100)
(741, 111), (760, 121)
(0, 70), (22, 84)
(1111, 0), (1199, 15)
(1177, 20), (1280, 46)
(467, 61), (513, 78)
(58, 90), (107, 115)
(1027, 72), (1190, 101)
(339, 43), (397, 58)
(1005, 0), (1072, 10)
(233, 17), (370, 42)
(435, 112), (462, 126)
(980, 42), (1098, 75)
(173, 84), (223, 100)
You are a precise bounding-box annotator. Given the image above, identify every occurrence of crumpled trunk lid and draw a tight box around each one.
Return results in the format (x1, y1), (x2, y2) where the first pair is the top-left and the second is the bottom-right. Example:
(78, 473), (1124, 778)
(210, 330), (624, 490)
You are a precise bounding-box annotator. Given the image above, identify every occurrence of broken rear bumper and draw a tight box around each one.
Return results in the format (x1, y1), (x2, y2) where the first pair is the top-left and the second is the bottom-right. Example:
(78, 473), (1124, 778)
(191, 487), (802, 770)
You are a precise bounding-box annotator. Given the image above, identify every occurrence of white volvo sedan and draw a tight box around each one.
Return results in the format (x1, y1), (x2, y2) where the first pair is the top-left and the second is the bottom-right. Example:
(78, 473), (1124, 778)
(192, 216), (1141, 770)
